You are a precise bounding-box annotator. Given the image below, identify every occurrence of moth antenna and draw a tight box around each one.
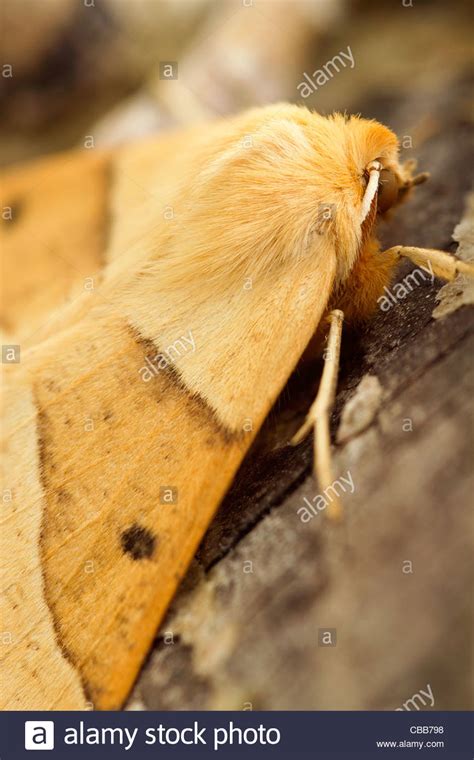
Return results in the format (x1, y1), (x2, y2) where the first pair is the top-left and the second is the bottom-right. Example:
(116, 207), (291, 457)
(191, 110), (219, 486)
(360, 161), (381, 224)
(291, 309), (345, 521)
(385, 245), (474, 281)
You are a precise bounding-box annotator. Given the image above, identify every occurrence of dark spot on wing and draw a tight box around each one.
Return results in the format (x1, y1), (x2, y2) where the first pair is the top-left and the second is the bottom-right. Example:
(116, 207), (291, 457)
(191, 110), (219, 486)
(120, 523), (156, 560)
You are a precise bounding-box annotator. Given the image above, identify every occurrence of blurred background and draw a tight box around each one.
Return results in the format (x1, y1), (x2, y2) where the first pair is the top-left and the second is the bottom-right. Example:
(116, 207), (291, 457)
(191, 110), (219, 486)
(1, 0), (472, 166)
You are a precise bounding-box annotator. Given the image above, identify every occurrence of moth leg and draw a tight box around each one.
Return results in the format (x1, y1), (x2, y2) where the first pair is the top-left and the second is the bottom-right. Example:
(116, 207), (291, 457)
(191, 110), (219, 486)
(292, 309), (344, 521)
(384, 245), (474, 281)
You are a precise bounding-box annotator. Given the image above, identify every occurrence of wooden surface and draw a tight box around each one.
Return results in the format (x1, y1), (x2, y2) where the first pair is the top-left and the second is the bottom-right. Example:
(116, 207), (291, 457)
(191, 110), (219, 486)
(128, 72), (474, 711)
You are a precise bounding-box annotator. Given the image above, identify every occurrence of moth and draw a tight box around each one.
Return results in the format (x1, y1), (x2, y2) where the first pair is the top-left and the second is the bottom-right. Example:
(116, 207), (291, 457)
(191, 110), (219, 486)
(1, 104), (472, 711)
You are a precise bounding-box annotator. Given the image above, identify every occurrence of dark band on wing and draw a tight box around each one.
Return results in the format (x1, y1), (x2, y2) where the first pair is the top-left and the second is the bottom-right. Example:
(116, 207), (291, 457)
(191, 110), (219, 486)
(129, 325), (241, 444)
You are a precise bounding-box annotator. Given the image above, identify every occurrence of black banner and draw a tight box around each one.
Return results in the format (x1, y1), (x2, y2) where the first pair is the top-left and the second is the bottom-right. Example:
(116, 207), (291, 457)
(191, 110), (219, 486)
(0, 711), (472, 759)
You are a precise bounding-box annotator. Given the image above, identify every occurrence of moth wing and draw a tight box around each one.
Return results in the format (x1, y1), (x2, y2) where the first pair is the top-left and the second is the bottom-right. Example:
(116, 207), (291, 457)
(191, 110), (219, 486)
(1, 107), (338, 709)
(0, 150), (112, 340)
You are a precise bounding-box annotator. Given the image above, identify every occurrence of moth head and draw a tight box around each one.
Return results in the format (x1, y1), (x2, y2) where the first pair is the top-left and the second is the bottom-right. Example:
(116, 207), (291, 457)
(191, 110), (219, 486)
(360, 157), (429, 230)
